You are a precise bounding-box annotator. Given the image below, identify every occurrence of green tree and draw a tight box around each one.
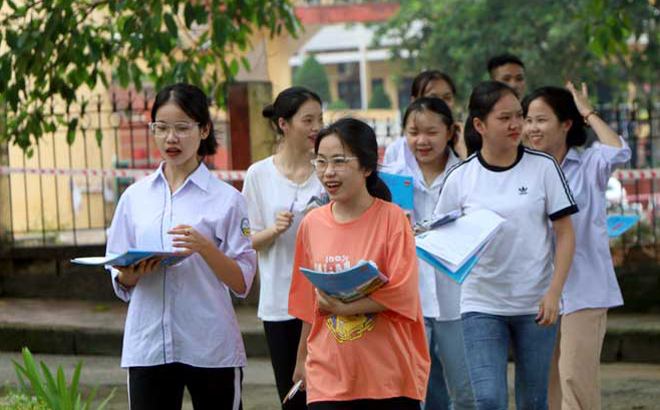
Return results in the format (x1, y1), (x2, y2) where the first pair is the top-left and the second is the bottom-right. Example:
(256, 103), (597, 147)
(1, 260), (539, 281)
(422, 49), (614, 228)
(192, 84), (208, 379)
(292, 55), (331, 103)
(375, 0), (623, 104)
(0, 0), (300, 152)
(368, 83), (392, 109)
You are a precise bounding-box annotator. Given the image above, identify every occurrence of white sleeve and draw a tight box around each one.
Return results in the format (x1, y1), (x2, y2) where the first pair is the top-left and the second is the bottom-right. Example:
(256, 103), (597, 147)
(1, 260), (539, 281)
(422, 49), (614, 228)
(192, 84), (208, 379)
(433, 169), (462, 217)
(216, 192), (257, 298)
(588, 136), (632, 190)
(241, 166), (266, 232)
(544, 157), (579, 221)
(105, 193), (135, 302)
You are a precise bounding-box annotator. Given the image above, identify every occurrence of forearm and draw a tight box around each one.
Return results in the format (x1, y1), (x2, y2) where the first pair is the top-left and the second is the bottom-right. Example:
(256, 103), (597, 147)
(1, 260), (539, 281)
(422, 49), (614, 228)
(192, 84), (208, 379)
(296, 322), (311, 363)
(549, 221), (575, 296)
(199, 243), (247, 294)
(336, 297), (387, 316)
(587, 113), (622, 148)
(251, 227), (279, 252)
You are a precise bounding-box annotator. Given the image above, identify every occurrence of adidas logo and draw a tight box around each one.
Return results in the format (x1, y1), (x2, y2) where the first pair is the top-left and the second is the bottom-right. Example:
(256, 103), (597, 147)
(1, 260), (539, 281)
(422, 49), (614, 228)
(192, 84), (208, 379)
(518, 186), (528, 195)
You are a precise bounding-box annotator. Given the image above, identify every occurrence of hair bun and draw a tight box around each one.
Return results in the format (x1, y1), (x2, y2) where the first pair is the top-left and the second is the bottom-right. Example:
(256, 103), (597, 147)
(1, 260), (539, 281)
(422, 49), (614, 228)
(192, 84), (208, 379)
(262, 104), (274, 119)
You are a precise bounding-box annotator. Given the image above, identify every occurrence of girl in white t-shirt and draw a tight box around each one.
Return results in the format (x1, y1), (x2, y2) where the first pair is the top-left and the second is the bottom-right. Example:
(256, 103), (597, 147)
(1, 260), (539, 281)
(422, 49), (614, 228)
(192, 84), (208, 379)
(242, 86), (324, 410)
(435, 81), (577, 409)
(384, 71), (467, 165)
(522, 83), (631, 410)
(384, 97), (475, 410)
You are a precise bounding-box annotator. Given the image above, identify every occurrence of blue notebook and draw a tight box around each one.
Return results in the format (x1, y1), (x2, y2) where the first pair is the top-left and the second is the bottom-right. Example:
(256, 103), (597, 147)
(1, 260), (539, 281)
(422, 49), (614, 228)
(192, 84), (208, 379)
(607, 215), (640, 237)
(71, 249), (190, 267)
(379, 172), (414, 210)
(300, 260), (389, 303)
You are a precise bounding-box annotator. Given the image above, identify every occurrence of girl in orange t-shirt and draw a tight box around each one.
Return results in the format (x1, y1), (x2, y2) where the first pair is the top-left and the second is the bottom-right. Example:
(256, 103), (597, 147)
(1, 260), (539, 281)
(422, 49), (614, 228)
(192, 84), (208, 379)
(288, 118), (430, 410)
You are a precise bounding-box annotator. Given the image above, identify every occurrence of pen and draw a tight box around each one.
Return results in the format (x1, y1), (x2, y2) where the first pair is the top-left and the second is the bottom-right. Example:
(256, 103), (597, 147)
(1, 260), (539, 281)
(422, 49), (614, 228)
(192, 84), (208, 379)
(282, 380), (303, 404)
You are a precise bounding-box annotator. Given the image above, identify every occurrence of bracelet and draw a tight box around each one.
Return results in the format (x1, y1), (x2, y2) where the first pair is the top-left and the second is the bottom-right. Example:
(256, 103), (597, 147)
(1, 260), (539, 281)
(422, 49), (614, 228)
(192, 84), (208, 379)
(583, 110), (597, 124)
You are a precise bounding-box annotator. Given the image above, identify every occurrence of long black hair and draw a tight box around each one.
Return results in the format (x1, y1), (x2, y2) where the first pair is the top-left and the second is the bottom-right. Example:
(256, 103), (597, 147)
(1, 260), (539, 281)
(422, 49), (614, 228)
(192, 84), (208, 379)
(521, 86), (587, 148)
(402, 97), (456, 149)
(151, 83), (217, 156)
(464, 81), (518, 155)
(262, 86), (322, 135)
(314, 118), (391, 202)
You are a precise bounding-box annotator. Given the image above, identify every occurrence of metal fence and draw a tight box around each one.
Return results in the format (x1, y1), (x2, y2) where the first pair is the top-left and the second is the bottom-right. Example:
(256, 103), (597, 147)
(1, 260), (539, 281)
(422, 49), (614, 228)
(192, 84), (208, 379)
(0, 90), (230, 247)
(2, 96), (660, 270)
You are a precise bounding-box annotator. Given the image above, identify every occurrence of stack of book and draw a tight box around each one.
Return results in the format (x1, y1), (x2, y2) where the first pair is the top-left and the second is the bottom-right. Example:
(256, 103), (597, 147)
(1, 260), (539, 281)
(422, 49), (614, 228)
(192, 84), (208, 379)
(415, 209), (505, 284)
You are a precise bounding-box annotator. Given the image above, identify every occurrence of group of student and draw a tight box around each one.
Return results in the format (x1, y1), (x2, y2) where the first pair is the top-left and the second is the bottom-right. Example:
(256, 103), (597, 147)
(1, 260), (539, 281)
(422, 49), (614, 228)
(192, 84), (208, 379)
(105, 53), (631, 410)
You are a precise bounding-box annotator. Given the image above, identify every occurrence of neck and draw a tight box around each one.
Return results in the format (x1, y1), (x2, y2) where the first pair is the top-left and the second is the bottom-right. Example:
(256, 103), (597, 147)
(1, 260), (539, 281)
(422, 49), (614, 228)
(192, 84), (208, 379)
(481, 142), (519, 168)
(163, 157), (200, 192)
(332, 187), (374, 223)
(417, 152), (449, 186)
(547, 144), (569, 165)
(277, 139), (314, 170)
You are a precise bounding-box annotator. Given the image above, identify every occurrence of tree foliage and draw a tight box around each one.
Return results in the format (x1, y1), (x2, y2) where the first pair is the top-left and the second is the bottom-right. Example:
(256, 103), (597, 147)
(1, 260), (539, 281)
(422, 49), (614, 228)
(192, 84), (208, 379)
(376, 0), (658, 105)
(292, 54), (331, 103)
(368, 83), (391, 109)
(0, 0), (300, 151)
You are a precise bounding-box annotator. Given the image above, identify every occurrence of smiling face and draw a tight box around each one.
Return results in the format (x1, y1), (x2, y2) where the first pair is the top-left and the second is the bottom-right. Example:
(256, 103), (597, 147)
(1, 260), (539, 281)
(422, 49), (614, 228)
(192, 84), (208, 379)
(279, 99), (323, 153)
(153, 101), (209, 170)
(475, 92), (523, 152)
(405, 109), (452, 167)
(524, 97), (571, 157)
(421, 79), (455, 108)
(315, 134), (370, 204)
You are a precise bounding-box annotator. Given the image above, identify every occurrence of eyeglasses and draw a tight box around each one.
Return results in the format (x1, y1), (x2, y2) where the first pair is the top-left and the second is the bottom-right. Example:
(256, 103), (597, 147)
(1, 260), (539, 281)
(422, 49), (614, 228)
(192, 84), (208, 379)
(310, 157), (358, 172)
(148, 122), (199, 139)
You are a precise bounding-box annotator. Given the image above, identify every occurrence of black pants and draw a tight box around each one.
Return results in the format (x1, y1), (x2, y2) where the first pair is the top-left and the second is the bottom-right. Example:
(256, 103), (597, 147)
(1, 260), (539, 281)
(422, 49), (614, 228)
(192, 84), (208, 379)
(263, 319), (307, 410)
(128, 363), (242, 410)
(309, 397), (420, 410)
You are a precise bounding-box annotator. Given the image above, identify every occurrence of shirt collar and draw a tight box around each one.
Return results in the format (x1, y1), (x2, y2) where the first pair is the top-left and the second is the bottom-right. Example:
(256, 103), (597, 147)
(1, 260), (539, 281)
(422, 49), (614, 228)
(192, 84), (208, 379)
(151, 161), (211, 192)
(563, 147), (582, 165)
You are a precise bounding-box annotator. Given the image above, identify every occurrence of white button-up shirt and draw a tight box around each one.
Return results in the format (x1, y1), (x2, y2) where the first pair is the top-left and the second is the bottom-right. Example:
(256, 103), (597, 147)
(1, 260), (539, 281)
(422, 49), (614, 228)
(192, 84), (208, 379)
(383, 142), (462, 320)
(560, 137), (631, 314)
(106, 163), (257, 368)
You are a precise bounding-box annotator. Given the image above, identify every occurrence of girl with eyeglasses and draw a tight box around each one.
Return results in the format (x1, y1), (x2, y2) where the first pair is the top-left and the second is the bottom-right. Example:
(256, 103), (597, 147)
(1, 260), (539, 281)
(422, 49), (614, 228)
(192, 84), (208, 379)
(384, 97), (476, 410)
(435, 81), (577, 410)
(288, 118), (430, 410)
(242, 86), (325, 410)
(522, 83), (631, 410)
(106, 83), (256, 410)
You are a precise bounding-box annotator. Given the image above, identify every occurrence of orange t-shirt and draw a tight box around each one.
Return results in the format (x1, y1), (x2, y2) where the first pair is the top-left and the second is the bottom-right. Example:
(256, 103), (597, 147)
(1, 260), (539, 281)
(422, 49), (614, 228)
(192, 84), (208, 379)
(288, 199), (430, 403)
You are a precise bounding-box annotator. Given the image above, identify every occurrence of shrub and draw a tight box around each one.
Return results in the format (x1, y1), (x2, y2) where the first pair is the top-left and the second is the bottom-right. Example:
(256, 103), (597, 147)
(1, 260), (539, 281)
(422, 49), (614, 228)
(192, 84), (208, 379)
(292, 55), (331, 103)
(368, 83), (392, 109)
(12, 348), (114, 410)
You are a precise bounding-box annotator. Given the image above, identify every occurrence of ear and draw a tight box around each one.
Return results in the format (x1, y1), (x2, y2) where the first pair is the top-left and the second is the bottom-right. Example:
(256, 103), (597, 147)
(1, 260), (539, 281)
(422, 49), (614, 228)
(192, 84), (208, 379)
(363, 167), (372, 179)
(561, 119), (573, 134)
(473, 117), (486, 136)
(200, 123), (211, 140)
(278, 117), (289, 133)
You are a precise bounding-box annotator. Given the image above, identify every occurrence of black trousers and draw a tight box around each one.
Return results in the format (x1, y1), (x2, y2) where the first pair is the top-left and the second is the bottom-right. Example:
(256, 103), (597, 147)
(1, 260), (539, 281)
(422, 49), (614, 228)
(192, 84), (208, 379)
(263, 319), (308, 410)
(128, 363), (243, 410)
(308, 397), (420, 410)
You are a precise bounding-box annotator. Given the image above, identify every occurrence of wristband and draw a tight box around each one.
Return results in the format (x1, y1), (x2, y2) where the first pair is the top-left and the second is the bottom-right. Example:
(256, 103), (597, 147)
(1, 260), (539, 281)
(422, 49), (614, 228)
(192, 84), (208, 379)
(583, 110), (597, 124)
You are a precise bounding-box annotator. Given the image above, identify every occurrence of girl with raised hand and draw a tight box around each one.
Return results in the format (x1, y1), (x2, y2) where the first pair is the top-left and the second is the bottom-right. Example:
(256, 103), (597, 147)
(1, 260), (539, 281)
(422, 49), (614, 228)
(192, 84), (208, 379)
(384, 71), (467, 165)
(386, 97), (475, 410)
(289, 118), (430, 410)
(522, 83), (631, 410)
(107, 83), (257, 410)
(242, 86), (324, 409)
(435, 81), (577, 410)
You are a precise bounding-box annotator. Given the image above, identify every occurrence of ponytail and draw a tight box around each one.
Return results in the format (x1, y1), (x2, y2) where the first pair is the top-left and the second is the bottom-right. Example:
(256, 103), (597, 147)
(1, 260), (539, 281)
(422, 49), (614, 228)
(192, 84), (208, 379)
(366, 171), (392, 202)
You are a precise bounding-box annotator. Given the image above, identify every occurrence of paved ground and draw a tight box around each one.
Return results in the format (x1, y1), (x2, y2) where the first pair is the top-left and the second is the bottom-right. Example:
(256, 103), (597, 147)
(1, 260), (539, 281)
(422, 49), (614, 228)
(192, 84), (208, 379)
(1, 353), (659, 410)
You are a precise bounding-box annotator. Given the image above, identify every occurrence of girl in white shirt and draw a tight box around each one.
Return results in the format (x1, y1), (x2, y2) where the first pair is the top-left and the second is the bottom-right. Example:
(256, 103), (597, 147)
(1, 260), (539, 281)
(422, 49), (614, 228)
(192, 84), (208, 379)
(384, 97), (475, 410)
(242, 86), (324, 410)
(107, 83), (257, 410)
(435, 81), (577, 410)
(384, 71), (467, 165)
(522, 83), (631, 410)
